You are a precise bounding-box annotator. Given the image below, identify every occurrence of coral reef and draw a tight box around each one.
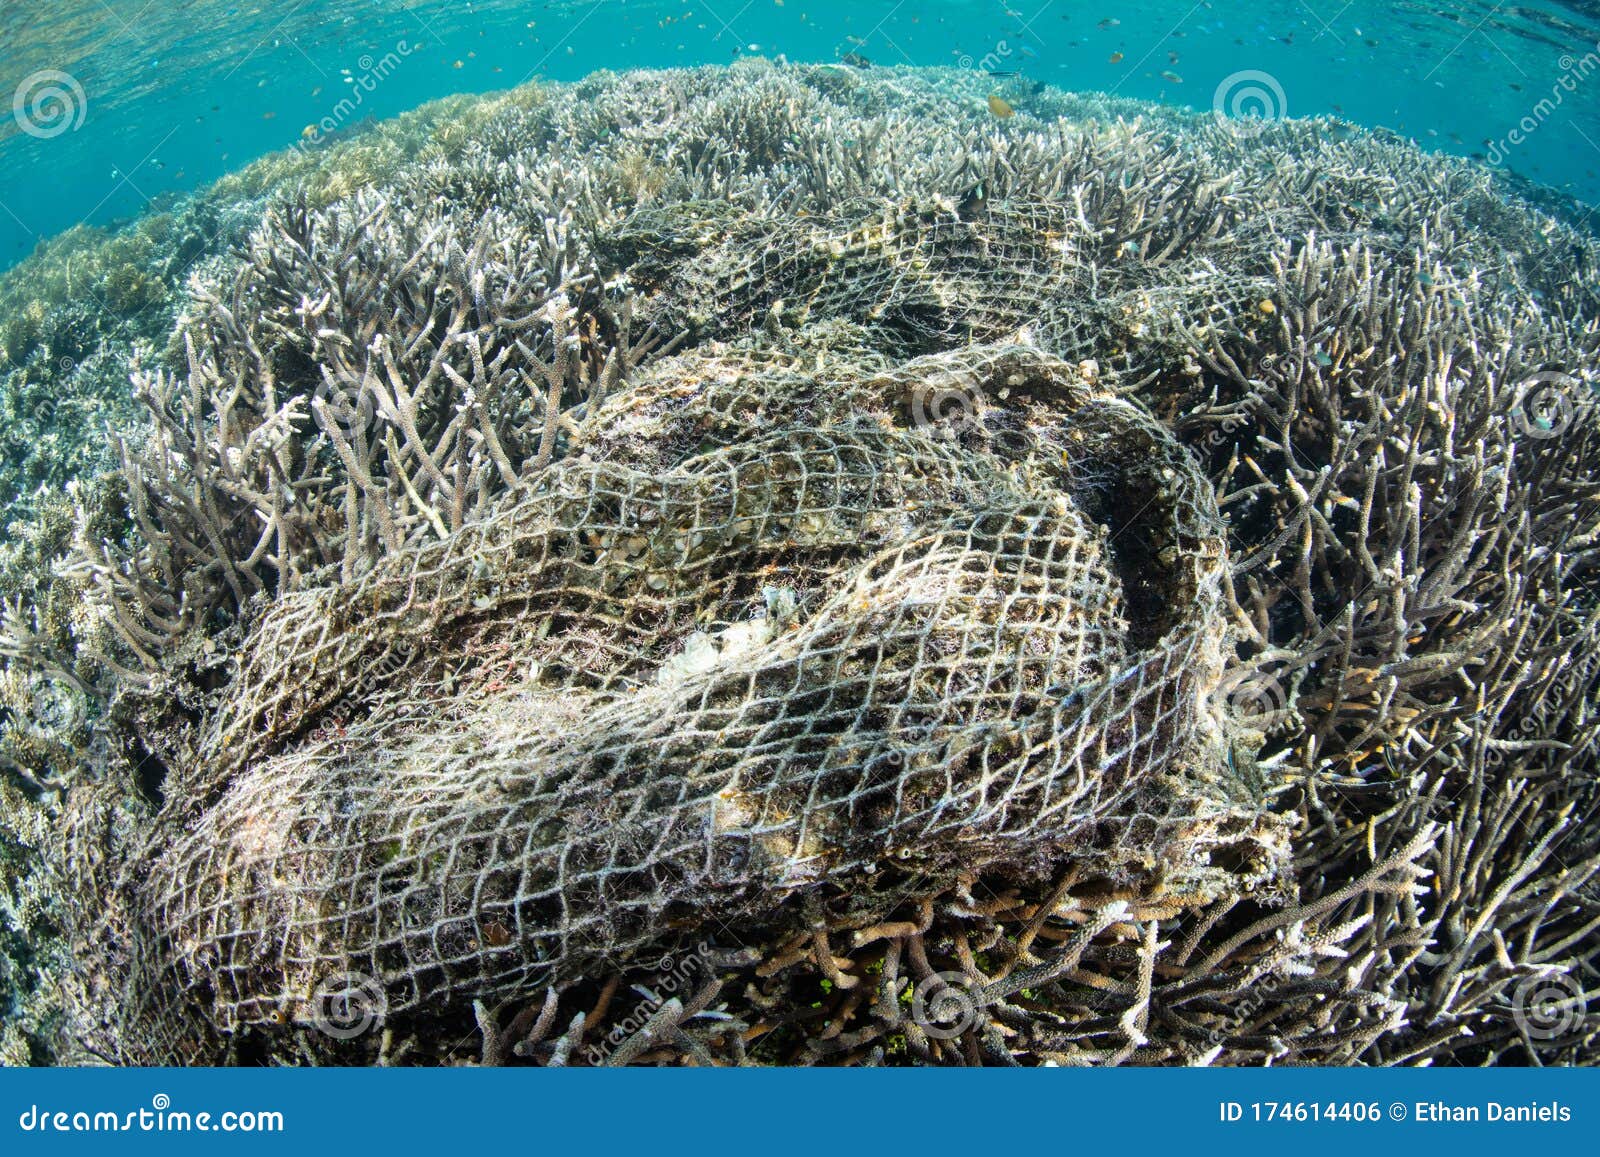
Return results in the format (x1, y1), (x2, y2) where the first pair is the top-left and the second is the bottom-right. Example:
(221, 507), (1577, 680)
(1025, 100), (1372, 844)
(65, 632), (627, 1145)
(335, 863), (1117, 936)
(3, 61), (1598, 1065)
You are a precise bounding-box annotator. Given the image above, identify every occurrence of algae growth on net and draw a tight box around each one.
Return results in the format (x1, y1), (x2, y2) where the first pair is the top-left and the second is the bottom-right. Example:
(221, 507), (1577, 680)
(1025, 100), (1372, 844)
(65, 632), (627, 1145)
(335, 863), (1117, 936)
(0, 61), (1597, 1066)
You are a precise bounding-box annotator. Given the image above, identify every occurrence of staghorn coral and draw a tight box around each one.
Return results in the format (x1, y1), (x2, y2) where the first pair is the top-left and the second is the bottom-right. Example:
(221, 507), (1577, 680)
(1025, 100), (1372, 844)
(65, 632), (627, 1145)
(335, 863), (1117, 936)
(70, 339), (1285, 1064)
(3, 61), (1597, 1065)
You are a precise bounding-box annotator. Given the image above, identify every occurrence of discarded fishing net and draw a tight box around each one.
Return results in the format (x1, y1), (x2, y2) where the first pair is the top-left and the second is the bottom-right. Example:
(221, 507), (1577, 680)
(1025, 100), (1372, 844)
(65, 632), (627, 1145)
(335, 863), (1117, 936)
(20, 61), (1596, 1065)
(65, 339), (1286, 1063)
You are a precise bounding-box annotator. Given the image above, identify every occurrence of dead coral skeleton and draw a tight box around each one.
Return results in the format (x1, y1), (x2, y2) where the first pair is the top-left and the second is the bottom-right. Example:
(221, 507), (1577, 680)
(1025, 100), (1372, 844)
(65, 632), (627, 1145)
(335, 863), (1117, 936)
(8, 61), (1595, 1065)
(75, 192), (667, 671)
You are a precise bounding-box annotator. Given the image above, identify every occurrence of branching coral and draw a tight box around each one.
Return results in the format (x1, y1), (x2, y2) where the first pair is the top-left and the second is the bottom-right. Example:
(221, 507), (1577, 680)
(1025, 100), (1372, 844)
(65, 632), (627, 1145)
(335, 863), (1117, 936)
(3, 61), (1596, 1065)
(76, 193), (665, 673)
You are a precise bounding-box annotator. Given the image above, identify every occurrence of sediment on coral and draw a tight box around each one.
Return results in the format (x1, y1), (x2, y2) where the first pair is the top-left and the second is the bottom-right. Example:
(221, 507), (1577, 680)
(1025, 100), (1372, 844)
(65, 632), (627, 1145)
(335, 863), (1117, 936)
(3, 61), (1596, 1065)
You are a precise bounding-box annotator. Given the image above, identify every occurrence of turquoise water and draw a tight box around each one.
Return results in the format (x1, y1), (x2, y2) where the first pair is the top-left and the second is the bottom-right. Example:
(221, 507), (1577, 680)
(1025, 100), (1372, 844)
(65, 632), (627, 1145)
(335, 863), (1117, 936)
(1, 0), (1598, 268)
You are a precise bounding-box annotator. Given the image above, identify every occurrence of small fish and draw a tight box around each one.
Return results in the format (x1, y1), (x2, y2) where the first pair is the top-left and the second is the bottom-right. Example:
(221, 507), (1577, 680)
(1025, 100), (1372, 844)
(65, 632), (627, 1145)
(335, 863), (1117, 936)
(987, 93), (1016, 118)
(841, 51), (873, 68)
(1109, 51), (1124, 63)
(1098, 18), (1120, 30)
(1019, 45), (1038, 59)
(1161, 70), (1182, 83)
(1314, 351), (1333, 367)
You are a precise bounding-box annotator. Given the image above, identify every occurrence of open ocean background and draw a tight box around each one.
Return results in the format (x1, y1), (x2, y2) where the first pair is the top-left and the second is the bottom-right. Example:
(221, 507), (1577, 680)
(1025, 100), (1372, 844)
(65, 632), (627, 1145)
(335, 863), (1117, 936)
(0, 0), (1598, 271)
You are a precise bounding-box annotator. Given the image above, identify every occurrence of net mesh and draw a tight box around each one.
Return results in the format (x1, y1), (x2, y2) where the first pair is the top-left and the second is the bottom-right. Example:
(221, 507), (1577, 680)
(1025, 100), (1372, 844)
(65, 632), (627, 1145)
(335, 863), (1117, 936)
(66, 340), (1268, 1063)
(608, 196), (1232, 364)
(62, 60), (1595, 1064)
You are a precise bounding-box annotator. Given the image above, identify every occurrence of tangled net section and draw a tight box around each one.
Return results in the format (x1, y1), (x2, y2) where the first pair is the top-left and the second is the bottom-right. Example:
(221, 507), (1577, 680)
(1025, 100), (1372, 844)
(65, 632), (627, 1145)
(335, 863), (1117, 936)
(26, 62), (1597, 1065)
(69, 342), (1283, 1063)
